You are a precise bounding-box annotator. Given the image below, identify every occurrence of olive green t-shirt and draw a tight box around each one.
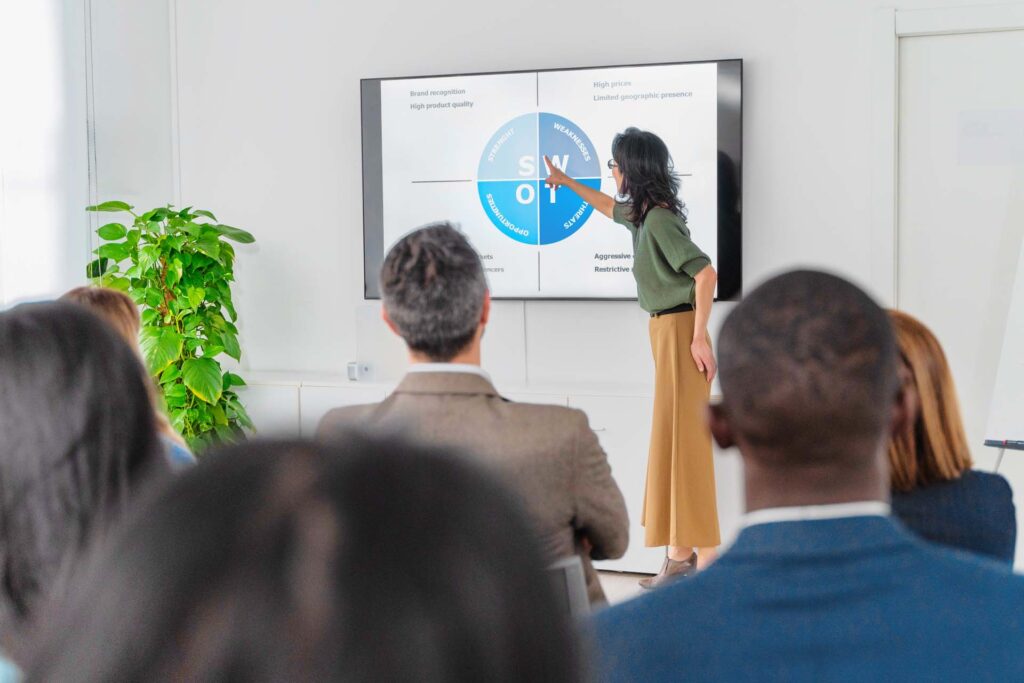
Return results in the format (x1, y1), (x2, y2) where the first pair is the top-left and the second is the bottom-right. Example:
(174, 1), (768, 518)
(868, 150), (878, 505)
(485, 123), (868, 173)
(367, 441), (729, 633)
(613, 203), (712, 313)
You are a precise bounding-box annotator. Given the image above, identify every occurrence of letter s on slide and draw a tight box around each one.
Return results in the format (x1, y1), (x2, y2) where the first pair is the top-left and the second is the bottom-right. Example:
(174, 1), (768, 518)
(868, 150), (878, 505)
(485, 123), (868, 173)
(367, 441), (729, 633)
(519, 155), (535, 177)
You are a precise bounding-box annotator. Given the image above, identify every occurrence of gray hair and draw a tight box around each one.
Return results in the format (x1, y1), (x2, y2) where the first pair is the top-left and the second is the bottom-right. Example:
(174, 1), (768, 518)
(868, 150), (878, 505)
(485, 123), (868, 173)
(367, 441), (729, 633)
(380, 222), (487, 361)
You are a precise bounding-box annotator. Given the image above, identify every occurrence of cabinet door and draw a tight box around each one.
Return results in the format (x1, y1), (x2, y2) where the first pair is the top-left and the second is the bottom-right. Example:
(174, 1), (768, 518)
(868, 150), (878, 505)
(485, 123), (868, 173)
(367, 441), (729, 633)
(501, 392), (569, 407)
(236, 384), (301, 437)
(299, 385), (391, 437)
(569, 394), (663, 574)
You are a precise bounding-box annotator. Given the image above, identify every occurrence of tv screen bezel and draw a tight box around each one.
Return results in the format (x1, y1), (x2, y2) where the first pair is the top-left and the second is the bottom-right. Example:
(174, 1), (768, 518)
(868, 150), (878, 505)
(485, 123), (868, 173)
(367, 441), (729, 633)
(360, 58), (742, 301)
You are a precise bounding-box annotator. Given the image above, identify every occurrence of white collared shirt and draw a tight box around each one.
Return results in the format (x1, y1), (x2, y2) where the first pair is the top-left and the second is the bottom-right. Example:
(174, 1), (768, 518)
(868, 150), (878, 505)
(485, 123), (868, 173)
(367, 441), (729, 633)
(740, 501), (891, 530)
(406, 363), (493, 383)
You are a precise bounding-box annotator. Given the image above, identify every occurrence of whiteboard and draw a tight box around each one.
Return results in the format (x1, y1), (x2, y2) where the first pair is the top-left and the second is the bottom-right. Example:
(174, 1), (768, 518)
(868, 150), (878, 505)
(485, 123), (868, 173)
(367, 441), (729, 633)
(985, 235), (1024, 449)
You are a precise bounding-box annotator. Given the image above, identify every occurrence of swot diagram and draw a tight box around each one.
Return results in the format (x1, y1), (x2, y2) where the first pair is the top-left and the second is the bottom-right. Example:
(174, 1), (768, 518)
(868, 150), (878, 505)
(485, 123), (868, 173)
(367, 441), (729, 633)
(477, 113), (602, 245)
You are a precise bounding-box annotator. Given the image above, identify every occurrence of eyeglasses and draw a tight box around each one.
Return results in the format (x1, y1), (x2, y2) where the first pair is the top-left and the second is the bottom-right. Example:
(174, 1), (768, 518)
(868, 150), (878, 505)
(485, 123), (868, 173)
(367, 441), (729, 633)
(606, 159), (618, 170)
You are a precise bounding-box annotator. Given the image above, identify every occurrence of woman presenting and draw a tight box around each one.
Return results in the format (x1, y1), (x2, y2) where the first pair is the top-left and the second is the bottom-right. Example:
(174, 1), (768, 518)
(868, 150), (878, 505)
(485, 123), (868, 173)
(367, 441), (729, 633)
(544, 127), (719, 588)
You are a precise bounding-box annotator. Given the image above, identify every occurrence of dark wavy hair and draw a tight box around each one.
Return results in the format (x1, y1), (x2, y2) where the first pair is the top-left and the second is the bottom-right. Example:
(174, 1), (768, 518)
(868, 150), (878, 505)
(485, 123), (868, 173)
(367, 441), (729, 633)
(27, 436), (583, 682)
(0, 302), (168, 637)
(611, 127), (686, 225)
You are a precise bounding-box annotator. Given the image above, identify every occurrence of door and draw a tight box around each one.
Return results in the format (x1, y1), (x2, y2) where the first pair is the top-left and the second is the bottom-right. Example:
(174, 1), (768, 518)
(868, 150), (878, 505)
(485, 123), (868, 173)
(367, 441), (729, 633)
(897, 27), (1024, 565)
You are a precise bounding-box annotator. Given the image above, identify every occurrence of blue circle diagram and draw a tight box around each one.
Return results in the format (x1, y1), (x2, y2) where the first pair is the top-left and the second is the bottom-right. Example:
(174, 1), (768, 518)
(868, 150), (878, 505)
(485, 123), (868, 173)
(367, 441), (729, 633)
(477, 113), (603, 245)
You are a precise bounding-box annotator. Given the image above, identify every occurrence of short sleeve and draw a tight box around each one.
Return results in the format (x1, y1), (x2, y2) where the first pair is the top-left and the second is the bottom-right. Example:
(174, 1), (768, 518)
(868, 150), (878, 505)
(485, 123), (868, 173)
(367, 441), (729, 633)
(612, 202), (636, 228)
(646, 211), (711, 277)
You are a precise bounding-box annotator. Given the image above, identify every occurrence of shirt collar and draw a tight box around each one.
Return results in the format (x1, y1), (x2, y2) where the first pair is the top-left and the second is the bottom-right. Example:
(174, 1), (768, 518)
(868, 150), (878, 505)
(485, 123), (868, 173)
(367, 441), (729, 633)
(406, 363), (492, 382)
(740, 501), (891, 530)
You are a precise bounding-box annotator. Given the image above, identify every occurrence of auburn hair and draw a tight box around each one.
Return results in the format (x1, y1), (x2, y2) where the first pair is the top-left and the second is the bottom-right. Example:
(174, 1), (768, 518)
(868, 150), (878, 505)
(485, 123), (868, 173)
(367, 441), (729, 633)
(61, 286), (140, 342)
(887, 310), (972, 492)
(61, 286), (186, 447)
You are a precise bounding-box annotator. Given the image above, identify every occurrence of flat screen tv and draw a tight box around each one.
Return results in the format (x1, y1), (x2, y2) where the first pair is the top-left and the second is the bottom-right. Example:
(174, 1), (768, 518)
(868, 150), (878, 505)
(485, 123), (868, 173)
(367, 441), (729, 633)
(361, 59), (742, 300)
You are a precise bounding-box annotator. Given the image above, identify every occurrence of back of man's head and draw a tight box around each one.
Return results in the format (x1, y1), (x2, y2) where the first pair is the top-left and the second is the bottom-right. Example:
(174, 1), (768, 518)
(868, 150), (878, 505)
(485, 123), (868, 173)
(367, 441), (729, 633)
(380, 223), (487, 362)
(716, 270), (899, 473)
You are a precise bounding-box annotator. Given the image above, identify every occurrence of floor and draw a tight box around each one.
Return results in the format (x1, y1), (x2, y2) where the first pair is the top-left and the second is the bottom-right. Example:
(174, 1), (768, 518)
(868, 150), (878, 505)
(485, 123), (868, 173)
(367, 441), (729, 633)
(598, 571), (648, 605)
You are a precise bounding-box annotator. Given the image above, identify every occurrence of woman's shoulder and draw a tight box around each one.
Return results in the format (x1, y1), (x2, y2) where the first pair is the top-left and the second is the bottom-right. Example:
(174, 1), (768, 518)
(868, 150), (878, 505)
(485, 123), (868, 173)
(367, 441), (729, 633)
(644, 207), (689, 232)
(960, 469), (1013, 496)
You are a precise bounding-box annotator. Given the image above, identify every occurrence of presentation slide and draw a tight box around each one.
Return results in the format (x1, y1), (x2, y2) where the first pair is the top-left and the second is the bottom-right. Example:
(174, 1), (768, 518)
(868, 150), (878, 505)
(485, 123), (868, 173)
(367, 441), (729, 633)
(362, 60), (742, 300)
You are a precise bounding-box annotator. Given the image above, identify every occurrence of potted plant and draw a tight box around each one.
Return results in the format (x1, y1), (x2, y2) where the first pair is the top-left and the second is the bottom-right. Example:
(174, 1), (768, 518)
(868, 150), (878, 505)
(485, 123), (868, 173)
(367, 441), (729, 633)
(86, 201), (255, 452)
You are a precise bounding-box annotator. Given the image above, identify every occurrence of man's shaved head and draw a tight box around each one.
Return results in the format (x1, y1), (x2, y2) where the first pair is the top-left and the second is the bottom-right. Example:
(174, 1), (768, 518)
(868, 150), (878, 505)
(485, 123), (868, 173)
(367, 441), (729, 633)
(716, 270), (899, 469)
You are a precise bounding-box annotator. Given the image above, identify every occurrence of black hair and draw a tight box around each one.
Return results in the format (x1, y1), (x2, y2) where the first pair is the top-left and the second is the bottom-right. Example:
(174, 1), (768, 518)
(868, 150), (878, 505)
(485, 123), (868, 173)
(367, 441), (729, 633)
(380, 222), (487, 362)
(611, 127), (686, 225)
(717, 270), (899, 460)
(0, 302), (167, 633)
(26, 436), (583, 683)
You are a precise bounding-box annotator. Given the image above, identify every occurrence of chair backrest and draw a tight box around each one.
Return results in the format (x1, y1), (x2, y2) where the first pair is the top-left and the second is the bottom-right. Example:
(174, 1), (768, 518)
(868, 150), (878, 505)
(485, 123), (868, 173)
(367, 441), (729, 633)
(548, 556), (590, 618)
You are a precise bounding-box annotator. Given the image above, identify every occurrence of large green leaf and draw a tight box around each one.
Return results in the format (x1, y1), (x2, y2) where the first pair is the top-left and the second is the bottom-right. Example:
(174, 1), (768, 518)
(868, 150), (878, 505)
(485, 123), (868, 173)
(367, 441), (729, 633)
(186, 286), (206, 310)
(182, 357), (223, 404)
(96, 242), (130, 262)
(97, 222), (127, 240)
(103, 276), (131, 292)
(160, 363), (182, 384)
(227, 397), (255, 430)
(143, 207), (173, 223)
(208, 224), (255, 244)
(195, 236), (221, 260)
(139, 328), (183, 373)
(165, 259), (183, 287)
(86, 200), (132, 212)
(145, 288), (164, 309)
(221, 330), (241, 361)
(210, 404), (228, 426)
(86, 257), (109, 278)
(137, 245), (161, 274)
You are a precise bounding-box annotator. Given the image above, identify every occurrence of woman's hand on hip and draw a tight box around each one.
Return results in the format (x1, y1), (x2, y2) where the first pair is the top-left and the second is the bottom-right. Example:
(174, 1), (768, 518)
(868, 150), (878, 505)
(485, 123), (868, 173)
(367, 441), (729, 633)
(691, 337), (717, 382)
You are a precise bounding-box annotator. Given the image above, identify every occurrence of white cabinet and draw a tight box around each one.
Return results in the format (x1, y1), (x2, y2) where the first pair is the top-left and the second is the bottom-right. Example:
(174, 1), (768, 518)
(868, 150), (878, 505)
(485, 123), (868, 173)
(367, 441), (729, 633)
(299, 384), (391, 437)
(235, 383), (301, 437)
(569, 394), (664, 574)
(502, 392), (568, 406)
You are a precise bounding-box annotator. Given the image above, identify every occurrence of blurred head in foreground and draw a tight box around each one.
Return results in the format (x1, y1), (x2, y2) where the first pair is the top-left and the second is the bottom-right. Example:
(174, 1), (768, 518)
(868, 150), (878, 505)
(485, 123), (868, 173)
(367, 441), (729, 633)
(0, 302), (167, 635)
(27, 435), (581, 683)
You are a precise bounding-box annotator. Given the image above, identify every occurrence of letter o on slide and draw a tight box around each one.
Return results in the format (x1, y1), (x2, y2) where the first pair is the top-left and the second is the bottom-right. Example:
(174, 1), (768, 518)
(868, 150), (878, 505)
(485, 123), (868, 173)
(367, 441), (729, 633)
(516, 184), (534, 204)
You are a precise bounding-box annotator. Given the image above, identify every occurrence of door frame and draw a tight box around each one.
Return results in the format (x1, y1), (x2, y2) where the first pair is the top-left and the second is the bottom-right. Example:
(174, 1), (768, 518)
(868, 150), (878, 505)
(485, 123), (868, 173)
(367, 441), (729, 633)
(870, 3), (1024, 307)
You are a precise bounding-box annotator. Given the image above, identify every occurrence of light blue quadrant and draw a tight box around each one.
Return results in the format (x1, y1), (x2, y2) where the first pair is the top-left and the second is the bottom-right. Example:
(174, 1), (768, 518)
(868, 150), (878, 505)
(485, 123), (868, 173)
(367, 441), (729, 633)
(478, 113), (538, 181)
(539, 177), (602, 245)
(477, 180), (539, 245)
(538, 113), (601, 179)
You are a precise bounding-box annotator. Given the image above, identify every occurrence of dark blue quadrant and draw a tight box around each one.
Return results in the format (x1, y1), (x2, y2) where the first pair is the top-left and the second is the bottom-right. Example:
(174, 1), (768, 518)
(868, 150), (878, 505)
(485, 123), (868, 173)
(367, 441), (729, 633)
(539, 177), (602, 245)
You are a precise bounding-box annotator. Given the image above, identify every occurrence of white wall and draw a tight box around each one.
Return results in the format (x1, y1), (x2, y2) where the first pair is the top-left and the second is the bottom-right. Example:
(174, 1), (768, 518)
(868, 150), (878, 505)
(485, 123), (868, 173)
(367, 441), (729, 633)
(0, 0), (174, 307)
(168, 0), (1009, 387)
(0, 0), (89, 305)
(88, 0), (175, 211)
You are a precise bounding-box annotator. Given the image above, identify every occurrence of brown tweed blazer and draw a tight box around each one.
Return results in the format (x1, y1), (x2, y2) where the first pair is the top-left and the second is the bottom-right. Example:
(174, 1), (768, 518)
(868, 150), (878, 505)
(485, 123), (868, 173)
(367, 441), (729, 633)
(316, 370), (629, 604)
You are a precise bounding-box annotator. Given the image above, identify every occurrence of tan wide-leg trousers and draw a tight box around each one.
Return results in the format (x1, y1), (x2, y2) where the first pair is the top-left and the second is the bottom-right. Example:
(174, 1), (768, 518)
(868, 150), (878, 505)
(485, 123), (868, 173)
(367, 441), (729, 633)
(642, 311), (721, 548)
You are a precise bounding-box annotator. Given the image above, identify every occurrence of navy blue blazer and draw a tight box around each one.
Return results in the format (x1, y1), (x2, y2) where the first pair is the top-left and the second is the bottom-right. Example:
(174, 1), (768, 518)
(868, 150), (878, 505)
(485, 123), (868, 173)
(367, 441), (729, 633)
(592, 516), (1024, 682)
(892, 470), (1016, 565)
